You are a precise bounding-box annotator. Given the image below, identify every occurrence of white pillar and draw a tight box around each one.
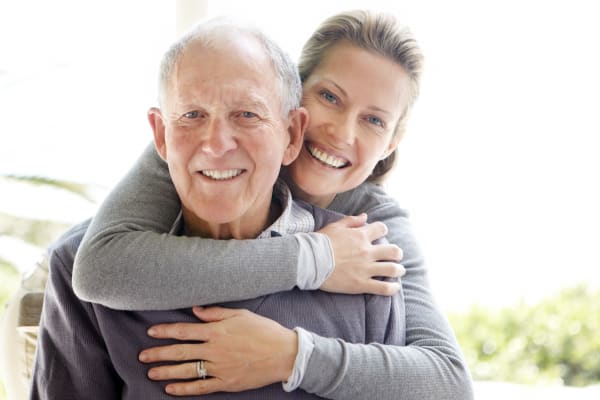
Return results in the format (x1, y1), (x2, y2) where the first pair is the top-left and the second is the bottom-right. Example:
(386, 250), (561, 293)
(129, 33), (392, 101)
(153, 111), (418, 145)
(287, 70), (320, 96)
(175, 0), (209, 36)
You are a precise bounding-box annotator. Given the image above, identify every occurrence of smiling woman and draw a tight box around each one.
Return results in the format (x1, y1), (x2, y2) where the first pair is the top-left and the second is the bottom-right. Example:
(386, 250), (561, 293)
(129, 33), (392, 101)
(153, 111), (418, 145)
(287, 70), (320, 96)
(287, 42), (410, 207)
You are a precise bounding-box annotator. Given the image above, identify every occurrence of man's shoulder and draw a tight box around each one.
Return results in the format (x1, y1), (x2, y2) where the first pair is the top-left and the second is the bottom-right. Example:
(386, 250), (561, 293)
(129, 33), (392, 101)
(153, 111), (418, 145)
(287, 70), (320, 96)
(47, 219), (91, 271)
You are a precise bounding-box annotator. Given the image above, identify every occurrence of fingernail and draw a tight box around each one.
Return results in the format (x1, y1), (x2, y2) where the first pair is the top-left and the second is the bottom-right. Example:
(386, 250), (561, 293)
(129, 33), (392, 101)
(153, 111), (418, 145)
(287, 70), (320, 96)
(148, 369), (159, 379)
(147, 327), (157, 336)
(193, 306), (204, 314)
(166, 385), (176, 394)
(139, 352), (148, 362)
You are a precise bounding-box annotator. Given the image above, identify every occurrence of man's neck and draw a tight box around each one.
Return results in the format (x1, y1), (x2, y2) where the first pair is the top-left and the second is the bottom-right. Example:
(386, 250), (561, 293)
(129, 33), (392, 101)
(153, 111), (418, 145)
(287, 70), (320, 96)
(182, 197), (283, 240)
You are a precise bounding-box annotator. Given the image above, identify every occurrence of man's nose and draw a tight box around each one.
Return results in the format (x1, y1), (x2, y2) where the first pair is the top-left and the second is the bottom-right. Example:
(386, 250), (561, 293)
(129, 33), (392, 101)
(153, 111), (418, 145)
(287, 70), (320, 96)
(200, 119), (237, 157)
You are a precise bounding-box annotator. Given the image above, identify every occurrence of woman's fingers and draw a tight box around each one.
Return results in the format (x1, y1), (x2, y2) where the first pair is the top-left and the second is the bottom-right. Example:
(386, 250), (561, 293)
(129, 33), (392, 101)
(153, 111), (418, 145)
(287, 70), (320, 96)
(143, 309), (297, 395)
(370, 262), (405, 279)
(360, 220), (388, 242)
(165, 378), (223, 397)
(148, 360), (205, 381)
(146, 321), (210, 341)
(139, 343), (205, 363)
(372, 243), (403, 262)
(333, 213), (368, 228)
(192, 305), (240, 322)
(364, 279), (402, 297)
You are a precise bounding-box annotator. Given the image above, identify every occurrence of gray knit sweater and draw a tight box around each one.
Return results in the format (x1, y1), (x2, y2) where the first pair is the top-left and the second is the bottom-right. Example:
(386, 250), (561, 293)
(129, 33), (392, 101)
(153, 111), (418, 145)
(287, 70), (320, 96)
(72, 144), (473, 399)
(31, 198), (405, 399)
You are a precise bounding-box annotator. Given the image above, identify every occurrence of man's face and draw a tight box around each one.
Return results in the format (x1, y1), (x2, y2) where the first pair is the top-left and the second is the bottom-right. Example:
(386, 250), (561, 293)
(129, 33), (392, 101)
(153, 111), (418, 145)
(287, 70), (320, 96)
(150, 38), (302, 238)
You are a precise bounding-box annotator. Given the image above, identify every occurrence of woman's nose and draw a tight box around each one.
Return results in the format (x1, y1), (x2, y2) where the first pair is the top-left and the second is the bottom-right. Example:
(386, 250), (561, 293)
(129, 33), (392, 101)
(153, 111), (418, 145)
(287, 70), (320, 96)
(325, 116), (356, 147)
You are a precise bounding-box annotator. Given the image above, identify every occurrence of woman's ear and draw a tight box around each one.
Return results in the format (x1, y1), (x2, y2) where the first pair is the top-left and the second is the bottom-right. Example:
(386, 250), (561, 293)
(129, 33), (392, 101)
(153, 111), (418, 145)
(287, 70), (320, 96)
(148, 107), (167, 161)
(381, 132), (403, 160)
(282, 107), (309, 166)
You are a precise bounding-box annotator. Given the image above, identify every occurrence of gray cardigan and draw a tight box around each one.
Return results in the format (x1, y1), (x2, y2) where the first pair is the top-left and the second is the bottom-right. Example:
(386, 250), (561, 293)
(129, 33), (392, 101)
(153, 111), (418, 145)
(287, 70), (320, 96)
(72, 144), (473, 399)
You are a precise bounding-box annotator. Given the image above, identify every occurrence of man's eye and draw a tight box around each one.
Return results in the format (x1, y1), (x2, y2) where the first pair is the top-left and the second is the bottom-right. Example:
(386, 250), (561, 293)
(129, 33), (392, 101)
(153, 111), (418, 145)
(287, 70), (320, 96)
(367, 116), (384, 128)
(320, 90), (338, 104)
(183, 111), (199, 119)
(241, 111), (258, 119)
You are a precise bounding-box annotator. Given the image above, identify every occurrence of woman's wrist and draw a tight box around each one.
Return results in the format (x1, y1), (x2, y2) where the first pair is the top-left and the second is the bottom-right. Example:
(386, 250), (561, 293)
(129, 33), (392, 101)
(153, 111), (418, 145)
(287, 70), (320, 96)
(276, 326), (299, 382)
(282, 327), (316, 391)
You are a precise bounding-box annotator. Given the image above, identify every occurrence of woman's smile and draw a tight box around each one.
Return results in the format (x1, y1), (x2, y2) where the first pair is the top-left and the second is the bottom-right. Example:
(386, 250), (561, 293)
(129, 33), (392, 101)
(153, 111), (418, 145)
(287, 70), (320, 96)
(305, 142), (350, 169)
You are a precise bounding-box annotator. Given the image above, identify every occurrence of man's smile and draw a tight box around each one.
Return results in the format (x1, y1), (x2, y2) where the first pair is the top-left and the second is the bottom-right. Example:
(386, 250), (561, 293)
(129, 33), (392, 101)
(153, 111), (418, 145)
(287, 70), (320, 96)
(199, 169), (245, 180)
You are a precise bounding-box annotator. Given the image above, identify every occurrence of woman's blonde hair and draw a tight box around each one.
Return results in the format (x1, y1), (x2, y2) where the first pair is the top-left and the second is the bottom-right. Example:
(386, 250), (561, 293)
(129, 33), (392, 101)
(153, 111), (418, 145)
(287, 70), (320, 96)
(298, 10), (424, 182)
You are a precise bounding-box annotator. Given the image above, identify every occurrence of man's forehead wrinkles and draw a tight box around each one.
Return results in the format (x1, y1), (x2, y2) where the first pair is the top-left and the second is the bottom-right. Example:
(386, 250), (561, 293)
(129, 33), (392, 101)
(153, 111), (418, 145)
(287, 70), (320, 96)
(173, 84), (272, 111)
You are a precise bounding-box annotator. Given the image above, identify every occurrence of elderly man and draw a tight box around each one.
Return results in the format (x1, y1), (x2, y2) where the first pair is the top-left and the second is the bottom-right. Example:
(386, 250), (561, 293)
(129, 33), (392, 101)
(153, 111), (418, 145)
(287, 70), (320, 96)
(30, 19), (403, 399)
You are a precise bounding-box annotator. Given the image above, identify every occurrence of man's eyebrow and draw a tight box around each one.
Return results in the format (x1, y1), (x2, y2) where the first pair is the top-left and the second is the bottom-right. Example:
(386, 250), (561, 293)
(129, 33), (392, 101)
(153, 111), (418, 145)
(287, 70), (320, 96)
(231, 95), (270, 112)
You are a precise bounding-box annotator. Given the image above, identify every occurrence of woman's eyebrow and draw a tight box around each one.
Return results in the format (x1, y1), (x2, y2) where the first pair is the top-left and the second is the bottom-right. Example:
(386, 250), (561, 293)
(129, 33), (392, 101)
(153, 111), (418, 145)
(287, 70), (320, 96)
(366, 105), (393, 116)
(321, 78), (348, 98)
(321, 79), (392, 116)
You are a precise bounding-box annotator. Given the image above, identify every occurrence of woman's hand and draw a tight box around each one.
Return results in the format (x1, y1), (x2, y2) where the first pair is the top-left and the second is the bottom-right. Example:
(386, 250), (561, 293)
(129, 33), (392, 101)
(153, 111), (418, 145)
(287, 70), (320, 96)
(319, 213), (405, 296)
(138, 306), (297, 396)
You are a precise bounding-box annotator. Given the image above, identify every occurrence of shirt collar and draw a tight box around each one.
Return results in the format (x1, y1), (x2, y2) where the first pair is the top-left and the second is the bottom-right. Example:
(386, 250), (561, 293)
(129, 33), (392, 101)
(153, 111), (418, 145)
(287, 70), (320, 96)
(170, 179), (315, 238)
(257, 180), (314, 239)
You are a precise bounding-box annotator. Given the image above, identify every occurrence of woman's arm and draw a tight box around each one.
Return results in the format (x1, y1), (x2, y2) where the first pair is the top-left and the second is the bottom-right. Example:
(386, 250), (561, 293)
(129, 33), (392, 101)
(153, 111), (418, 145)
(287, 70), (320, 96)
(74, 144), (308, 310)
(299, 182), (473, 399)
(73, 143), (402, 310)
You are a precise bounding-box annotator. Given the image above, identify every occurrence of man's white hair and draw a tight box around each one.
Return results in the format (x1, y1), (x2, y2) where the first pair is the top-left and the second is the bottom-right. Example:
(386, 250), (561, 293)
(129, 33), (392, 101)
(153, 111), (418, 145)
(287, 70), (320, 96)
(157, 17), (302, 117)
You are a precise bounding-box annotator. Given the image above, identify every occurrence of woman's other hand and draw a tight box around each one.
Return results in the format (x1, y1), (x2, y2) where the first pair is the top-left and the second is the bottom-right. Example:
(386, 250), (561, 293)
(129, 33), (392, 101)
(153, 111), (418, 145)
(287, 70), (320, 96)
(319, 213), (405, 296)
(138, 306), (297, 396)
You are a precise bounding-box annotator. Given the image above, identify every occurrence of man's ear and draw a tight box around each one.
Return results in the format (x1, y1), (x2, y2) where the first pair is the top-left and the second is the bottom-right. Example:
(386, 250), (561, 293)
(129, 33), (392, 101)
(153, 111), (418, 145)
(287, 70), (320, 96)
(282, 107), (309, 166)
(148, 107), (167, 161)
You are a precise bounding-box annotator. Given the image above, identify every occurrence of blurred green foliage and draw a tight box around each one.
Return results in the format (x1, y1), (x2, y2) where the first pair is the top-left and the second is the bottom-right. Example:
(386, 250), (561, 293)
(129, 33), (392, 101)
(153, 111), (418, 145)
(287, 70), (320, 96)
(2, 175), (97, 203)
(450, 284), (600, 387)
(0, 212), (71, 248)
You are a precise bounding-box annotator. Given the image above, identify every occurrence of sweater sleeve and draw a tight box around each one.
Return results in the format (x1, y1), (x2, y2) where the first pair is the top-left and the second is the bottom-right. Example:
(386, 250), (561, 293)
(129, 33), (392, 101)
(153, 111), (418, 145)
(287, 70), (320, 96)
(298, 183), (474, 400)
(73, 143), (332, 311)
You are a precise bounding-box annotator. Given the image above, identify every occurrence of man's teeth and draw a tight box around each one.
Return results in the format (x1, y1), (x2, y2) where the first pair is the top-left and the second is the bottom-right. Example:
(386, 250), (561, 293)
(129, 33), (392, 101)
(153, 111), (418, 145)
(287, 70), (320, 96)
(308, 145), (347, 168)
(201, 169), (243, 180)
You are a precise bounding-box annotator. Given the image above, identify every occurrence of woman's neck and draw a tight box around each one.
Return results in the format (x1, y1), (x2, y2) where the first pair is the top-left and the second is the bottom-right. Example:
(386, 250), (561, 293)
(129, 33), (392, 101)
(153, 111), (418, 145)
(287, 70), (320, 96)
(280, 168), (335, 209)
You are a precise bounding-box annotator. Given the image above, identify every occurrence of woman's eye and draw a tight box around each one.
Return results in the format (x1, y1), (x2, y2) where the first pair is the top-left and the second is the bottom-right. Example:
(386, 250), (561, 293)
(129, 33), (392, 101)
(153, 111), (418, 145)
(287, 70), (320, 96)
(367, 116), (384, 128)
(320, 90), (338, 104)
(183, 111), (199, 119)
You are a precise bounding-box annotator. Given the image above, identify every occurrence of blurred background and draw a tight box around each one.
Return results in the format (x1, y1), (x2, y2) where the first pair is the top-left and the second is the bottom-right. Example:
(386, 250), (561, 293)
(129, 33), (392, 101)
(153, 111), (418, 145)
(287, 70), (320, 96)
(1, 0), (599, 398)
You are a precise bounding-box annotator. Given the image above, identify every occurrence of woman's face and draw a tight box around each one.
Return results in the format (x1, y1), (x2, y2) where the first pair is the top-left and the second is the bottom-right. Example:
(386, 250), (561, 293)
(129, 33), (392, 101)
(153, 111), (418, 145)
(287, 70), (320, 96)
(287, 42), (411, 207)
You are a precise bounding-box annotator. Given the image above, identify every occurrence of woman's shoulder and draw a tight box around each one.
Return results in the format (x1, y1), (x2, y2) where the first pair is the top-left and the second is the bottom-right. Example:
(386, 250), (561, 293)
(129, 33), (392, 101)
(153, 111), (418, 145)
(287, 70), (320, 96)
(330, 182), (409, 218)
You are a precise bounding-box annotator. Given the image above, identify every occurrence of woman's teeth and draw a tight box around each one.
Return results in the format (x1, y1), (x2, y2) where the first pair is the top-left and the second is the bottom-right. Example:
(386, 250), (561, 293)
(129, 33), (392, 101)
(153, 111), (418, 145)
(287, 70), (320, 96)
(308, 145), (347, 168)
(201, 169), (243, 180)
